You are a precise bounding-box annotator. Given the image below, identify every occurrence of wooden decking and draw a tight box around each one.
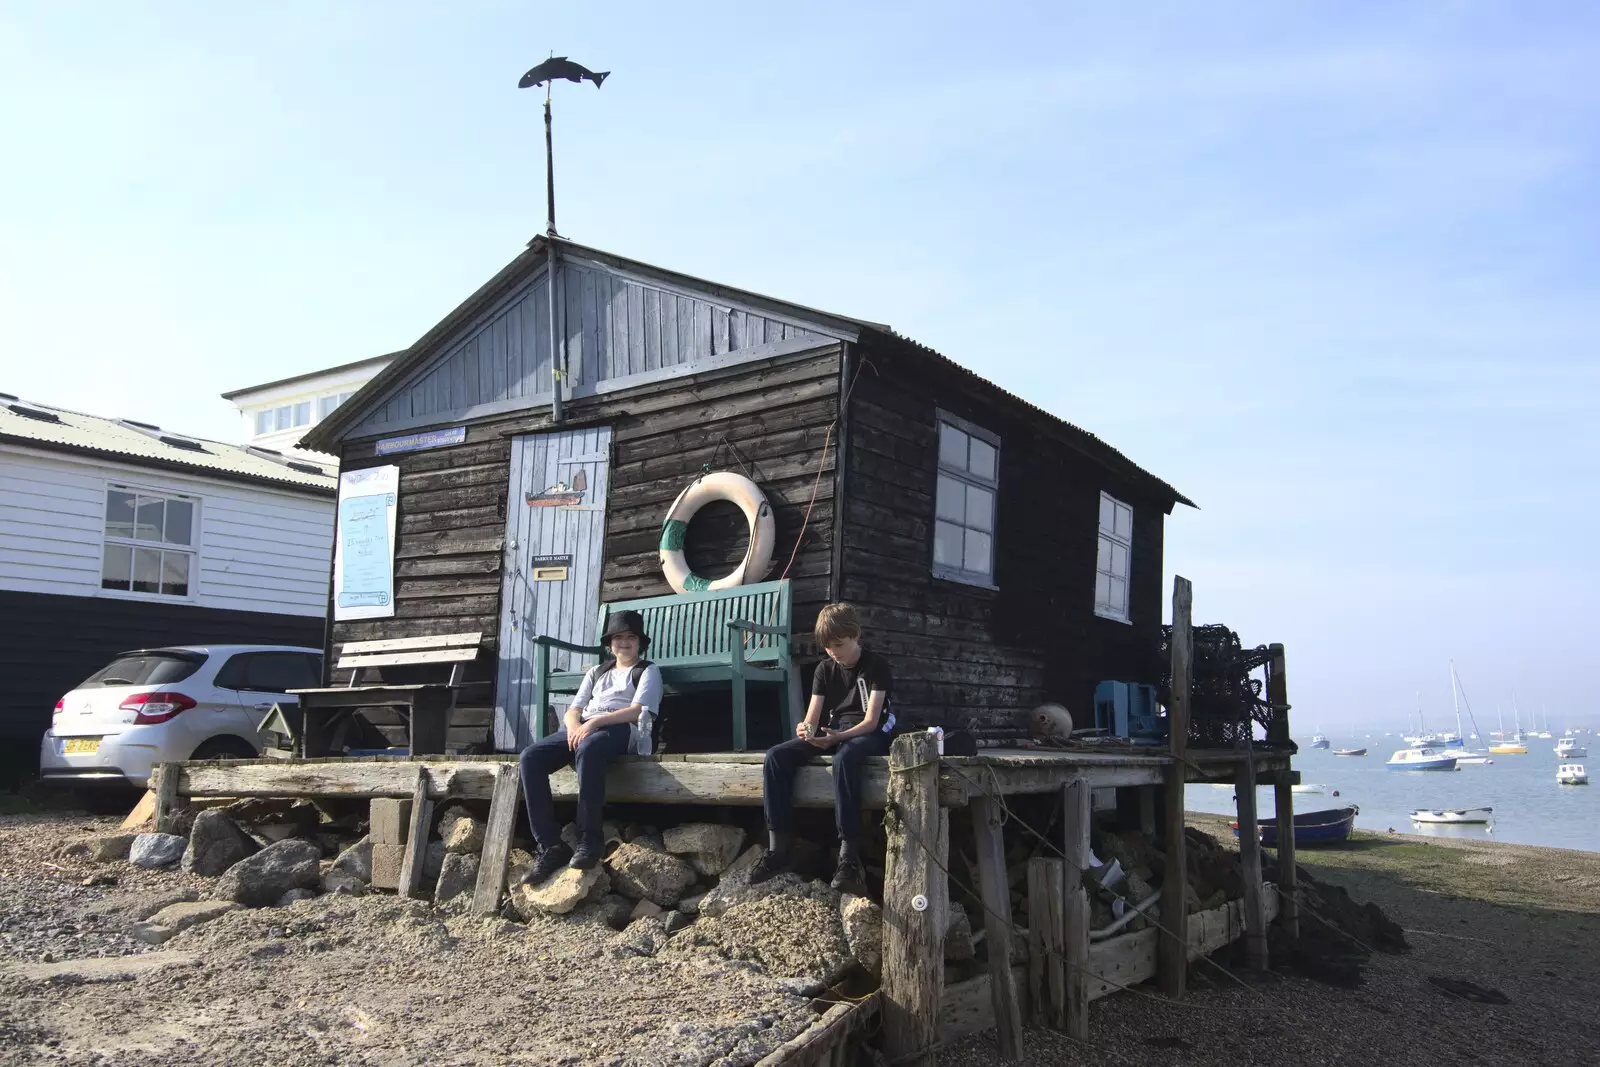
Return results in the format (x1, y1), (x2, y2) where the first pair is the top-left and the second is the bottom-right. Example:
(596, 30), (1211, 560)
(172, 746), (1294, 809)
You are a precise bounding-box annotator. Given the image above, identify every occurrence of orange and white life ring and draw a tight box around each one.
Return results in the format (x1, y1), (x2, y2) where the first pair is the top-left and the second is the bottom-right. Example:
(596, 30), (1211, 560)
(658, 471), (775, 593)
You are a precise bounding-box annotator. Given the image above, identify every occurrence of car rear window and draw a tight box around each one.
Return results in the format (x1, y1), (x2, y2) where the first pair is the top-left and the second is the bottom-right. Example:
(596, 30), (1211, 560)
(79, 651), (203, 689)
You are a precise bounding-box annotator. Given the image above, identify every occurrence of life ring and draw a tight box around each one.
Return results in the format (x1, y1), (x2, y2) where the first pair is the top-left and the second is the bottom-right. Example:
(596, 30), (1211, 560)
(658, 471), (775, 593)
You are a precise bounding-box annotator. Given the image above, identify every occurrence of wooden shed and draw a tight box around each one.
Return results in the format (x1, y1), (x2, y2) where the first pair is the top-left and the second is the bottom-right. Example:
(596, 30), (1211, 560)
(300, 236), (1192, 751)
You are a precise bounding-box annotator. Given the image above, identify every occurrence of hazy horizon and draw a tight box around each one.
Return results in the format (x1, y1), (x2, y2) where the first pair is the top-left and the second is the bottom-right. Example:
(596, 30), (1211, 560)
(3, 3), (1596, 733)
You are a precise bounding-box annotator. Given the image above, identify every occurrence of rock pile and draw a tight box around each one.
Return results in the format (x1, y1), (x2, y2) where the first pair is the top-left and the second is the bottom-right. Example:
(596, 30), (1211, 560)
(69, 802), (896, 990)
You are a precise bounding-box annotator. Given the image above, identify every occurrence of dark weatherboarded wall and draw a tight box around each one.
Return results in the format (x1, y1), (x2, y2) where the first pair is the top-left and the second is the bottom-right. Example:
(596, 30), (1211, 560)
(838, 342), (1170, 733)
(0, 589), (321, 788)
(329, 345), (842, 748)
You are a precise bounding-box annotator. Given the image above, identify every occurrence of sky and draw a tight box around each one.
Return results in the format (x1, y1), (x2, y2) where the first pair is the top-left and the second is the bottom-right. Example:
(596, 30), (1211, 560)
(2, 2), (1597, 736)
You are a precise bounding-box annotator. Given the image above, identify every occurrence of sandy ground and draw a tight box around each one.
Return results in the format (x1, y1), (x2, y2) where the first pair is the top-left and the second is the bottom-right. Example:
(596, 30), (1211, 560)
(0, 812), (823, 1067)
(5, 806), (1599, 1066)
(943, 814), (1600, 1067)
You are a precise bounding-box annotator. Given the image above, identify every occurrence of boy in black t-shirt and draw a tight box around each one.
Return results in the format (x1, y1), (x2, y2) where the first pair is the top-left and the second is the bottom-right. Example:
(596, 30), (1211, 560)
(751, 602), (896, 895)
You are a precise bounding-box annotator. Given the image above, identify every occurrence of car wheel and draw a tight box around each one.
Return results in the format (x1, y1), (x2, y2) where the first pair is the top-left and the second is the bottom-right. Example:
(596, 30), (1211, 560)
(189, 736), (260, 761)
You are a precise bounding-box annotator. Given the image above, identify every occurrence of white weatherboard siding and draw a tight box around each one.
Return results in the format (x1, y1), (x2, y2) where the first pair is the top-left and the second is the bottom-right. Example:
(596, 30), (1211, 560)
(0, 444), (332, 617)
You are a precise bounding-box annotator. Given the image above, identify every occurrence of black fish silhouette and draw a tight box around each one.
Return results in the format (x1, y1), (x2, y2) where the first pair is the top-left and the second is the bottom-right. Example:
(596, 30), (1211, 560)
(519, 57), (609, 90)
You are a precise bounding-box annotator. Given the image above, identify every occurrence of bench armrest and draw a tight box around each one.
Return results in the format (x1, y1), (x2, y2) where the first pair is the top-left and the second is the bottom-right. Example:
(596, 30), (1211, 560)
(533, 635), (605, 655)
(727, 621), (790, 638)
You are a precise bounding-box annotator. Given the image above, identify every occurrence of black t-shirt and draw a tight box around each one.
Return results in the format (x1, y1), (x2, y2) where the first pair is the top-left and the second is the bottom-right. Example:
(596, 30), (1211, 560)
(811, 648), (896, 733)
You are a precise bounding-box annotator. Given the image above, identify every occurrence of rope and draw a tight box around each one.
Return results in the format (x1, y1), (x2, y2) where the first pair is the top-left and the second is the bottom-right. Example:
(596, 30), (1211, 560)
(777, 357), (876, 582)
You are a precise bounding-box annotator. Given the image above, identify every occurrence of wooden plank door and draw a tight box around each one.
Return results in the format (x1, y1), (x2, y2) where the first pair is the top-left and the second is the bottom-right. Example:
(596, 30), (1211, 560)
(494, 425), (612, 750)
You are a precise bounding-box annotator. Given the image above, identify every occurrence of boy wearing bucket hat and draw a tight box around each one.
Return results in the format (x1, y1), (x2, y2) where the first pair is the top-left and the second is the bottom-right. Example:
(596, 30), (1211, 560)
(519, 610), (662, 884)
(751, 602), (895, 896)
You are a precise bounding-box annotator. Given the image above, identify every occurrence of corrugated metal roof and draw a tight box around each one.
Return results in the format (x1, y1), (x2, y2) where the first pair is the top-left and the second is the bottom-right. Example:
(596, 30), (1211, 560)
(0, 395), (336, 494)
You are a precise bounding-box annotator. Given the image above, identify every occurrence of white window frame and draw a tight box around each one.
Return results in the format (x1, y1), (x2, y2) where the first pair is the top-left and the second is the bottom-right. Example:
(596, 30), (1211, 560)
(931, 410), (1000, 589)
(99, 482), (201, 602)
(1095, 491), (1133, 624)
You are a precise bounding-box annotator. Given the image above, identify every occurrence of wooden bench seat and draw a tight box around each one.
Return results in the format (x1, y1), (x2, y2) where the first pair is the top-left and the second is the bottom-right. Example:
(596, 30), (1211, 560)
(290, 631), (488, 757)
(532, 580), (794, 752)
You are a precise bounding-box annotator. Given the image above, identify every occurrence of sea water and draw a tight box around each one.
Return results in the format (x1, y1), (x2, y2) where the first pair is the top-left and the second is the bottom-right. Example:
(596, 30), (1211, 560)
(1186, 740), (1600, 853)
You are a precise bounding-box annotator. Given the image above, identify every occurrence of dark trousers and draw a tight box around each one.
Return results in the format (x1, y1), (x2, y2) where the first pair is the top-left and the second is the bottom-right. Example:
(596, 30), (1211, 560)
(763, 730), (893, 843)
(518, 722), (633, 851)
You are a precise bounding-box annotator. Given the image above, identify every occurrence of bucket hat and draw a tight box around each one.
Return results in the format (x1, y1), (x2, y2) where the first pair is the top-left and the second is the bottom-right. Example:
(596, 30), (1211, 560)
(600, 609), (650, 651)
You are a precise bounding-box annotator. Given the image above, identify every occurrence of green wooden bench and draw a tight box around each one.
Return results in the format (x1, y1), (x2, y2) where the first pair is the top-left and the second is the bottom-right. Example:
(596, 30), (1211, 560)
(531, 579), (794, 751)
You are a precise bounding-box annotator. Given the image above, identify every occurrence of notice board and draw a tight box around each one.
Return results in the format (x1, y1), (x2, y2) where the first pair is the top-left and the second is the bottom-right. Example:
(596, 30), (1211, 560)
(333, 464), (399, 620)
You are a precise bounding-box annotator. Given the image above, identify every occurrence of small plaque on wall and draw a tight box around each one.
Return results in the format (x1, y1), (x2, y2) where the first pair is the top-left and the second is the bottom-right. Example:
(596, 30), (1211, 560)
(531, 554), (573, 581)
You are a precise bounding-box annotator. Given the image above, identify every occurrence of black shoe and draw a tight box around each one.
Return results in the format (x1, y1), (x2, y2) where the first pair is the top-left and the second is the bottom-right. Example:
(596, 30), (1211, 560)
(569, 843), (601, 870)
(747, 848), (791, 885)
(521, 843), (573, 885)
(831, 857), (868, 896)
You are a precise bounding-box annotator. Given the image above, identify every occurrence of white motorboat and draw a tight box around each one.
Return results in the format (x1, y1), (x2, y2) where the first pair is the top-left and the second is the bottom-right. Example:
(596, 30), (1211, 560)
(1309, 733), (1330, 750)
(1557, 763), (1589, 785)
(1556, 737), (1587, 759)
(1410, 807), (1493, 825)
(1454, 753), (1495, 765)
(1387, 746), (1459, 771)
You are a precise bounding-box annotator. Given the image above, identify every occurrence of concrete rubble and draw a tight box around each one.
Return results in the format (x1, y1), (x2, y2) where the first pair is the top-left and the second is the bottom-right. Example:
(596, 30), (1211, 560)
(604, 840), (698, 906)
(129, 833), (187, 869)
(212, 839), (322, 908)
(182, 810), (259, 877)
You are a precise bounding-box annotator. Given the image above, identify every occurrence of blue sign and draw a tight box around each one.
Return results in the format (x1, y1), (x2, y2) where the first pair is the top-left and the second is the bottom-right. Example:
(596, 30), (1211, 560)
(375, 426), (466, 455)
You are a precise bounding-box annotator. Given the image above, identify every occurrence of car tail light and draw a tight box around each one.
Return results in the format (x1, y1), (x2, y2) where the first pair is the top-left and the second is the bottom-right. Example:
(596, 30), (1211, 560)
(53, 699), (64, 720)
(121, 691), (198, 725)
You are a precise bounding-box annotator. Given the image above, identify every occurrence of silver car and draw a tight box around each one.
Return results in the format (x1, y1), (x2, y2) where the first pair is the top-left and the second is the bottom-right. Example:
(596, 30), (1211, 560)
(38, 644), (322, 789)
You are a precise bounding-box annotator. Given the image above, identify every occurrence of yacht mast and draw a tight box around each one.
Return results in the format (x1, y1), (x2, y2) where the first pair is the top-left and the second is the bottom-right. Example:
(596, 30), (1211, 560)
(1451, 663), (1464, 739)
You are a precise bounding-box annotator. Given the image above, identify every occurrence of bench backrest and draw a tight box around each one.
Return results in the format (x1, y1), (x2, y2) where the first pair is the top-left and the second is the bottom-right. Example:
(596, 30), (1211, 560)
(597, 581), (791, 664)
(336, 631), (484, 671)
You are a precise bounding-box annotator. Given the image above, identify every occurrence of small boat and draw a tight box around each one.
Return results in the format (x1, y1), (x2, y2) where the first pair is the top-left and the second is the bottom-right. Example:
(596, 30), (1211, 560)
(1410, 807), (1493, 825)
(1234, 805), (1359, 847)
(1557, 763), (1589, 785)
(1309, 734), (1330, 750)
(1488, 739), (1527, 755)
(1556, 737), (1587, 759)
(1334, 747), (1367, 757)
(1454, 752), (1495, 765)
(1387, 746), (1459, 771)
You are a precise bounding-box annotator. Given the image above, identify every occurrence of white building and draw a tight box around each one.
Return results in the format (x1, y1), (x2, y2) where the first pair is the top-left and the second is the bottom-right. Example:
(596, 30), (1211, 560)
(221, 353), (396, 458)
(0, 393), (337, 782)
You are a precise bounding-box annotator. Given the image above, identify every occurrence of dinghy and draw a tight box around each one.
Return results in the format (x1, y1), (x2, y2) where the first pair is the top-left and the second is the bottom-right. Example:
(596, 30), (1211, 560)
(1410, 807), (1492, 825)
(1334, 747), (1367, 757)
(1234, 806), (1359, 848)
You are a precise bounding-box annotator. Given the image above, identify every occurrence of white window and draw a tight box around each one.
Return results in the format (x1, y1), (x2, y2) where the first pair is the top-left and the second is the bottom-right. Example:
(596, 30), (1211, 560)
(292, 401), (311, 427)
(254, 410), (272, 435)
(316, 391), (355, 420)
(932, 413), (999, 586)
(101, 487), (197, 598)
(1095, 492), (1133, 623)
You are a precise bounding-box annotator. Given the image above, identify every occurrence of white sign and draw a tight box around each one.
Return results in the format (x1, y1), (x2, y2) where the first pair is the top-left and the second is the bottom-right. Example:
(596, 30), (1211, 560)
(333, 465), (399, 620)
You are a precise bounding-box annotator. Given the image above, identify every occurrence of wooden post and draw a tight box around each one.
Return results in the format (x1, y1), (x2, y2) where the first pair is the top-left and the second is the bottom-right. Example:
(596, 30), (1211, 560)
(473, 764), (521, 916)
(1159, 575), (1193, 998)
(152, 762), (183, 835)
(970, 795), (1023, 1059)
(1061, 777), (1091, 1040)
(1137, 785), (1157, 837)
(1025, 859), (1064, 1029)
(1234, 746), (1269, 969)
(396, 766), (434, 899)
(1267, 643), (1299, 941)
(881, 731), (947, 1067)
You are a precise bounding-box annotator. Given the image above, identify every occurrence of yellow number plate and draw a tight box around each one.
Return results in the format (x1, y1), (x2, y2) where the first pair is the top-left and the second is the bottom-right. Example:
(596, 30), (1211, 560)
(64, 738), (101, 755)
